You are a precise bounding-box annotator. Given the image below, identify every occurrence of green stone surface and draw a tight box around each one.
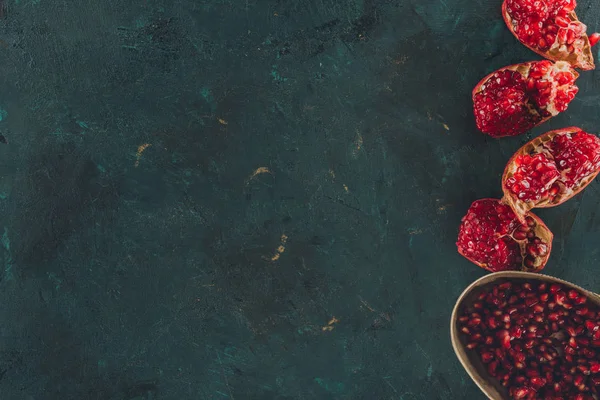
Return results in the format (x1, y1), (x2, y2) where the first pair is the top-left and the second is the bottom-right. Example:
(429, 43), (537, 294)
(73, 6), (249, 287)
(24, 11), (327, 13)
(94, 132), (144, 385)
(0, 0), (599, 399)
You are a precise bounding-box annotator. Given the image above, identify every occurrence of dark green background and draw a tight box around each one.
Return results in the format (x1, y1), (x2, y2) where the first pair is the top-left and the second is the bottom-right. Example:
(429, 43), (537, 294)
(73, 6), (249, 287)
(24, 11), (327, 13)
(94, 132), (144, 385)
(0, 0), (599, 399)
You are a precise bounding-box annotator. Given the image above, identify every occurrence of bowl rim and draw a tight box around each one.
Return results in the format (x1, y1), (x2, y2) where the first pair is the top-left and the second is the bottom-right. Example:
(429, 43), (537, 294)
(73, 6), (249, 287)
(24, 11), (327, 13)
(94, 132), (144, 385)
(450, 271), (600, 400)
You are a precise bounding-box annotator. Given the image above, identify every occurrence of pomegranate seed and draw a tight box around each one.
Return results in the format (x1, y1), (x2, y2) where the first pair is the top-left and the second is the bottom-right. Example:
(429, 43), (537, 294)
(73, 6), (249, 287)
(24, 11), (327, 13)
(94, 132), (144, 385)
(576, 307), (589, 316)
(488, 360), (498, 376)
(481, 352), (494, 363)
(497, 330), (511, 349)
(567, 326), (578, 336)
(513, 387), (529, 399)
(548, 312), (560, 321)
(488, 317), (498, 329)
(590, 32), (600, 47)
(530, 376), (546, 388)
(575, 296), (587, 305)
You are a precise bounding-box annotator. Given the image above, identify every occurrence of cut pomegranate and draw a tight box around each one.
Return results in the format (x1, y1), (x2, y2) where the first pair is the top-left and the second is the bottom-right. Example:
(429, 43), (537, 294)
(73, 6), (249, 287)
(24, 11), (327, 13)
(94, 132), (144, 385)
(473, 61), (579, 137)
(502, 127), (600, 221)
(456, 199), (553, 272)
(502, 0), (599, 70)
(458, 279), (600, 399)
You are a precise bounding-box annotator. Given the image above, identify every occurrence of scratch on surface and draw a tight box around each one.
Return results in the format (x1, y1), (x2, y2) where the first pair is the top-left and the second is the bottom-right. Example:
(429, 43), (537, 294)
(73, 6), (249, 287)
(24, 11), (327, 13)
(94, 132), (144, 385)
(215, 350), (235, 399)
(267, 234), (288, 261)
(322, 316), (339, 332)
(329, 169), (336, 180)
(442, 123), (450, 131)
(407, 228), (423, 235)
(351, 129), (363, 158)
(245, 167), (272, 184)
(358, 296), (376, 313)
(383, 377), (398, 393)
(135, 143), (151, 167)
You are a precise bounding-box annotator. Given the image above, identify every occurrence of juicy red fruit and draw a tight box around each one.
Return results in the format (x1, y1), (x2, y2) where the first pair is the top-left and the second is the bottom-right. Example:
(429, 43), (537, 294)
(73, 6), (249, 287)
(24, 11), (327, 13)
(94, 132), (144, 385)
(551, 129), (600, 187)
(459, 280), (600, 399)
(503, 0), (598, 70)
(504, 153), (560, 202)
(456, 199), (552, 272)
(473, 61), (579, 137)
(502, 128), (600, 220)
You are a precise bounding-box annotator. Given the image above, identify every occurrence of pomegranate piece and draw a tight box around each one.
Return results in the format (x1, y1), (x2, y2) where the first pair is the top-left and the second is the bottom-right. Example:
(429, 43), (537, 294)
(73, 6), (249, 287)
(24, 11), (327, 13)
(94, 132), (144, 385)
(503, 0), (599, 70)
(458, 280), (600, 399)
(473, 61), (579, 137)
(456, 199), (553, 272)
(502, 127), (600, 220)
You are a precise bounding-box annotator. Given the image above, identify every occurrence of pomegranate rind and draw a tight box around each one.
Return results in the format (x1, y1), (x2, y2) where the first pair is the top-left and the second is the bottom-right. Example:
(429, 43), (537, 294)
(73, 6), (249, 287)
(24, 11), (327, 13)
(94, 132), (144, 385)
(502, 127), (600, 221)
(472, 62), (579, 138)
(456, 198), (553, 273)
(502, 1), (595, 70)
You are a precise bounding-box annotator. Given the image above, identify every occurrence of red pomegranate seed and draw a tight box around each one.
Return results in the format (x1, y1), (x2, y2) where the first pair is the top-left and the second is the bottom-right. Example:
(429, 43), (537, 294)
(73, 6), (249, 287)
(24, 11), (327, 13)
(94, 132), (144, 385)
(530, 376), (546, 388)
(481, 352), (495, 363)
(513, 387), (530, 399)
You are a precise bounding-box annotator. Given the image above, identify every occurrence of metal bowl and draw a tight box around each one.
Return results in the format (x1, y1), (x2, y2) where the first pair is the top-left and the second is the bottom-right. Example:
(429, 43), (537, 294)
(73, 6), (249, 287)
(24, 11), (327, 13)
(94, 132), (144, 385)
(450, 271), (600, 400)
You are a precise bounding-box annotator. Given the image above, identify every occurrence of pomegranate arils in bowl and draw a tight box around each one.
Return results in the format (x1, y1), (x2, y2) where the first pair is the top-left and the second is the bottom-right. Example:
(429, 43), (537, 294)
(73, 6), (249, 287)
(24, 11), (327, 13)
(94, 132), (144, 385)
(502, 127), (600, 220)
(503, 0), (599, 70)
(452, 272), (600, 400)
(456, 199), (552, 272)
(473, 61), (579, 137)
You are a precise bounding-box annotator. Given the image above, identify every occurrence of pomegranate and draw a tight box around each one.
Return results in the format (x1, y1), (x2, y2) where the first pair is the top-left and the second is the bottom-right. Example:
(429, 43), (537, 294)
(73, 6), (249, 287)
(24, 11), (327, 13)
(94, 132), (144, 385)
(456, 199), (553, 272)
(502, 127), (600, 221)
(502, 0), (599, 70)
(458, 279), (600, 399)
(473, 61), (579, 137)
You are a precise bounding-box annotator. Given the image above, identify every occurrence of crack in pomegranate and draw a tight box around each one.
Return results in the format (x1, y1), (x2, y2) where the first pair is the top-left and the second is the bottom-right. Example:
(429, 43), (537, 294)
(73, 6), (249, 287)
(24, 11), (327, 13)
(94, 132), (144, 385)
(502, 127), (600, 221)
(459, 280), (600, 399)
(456, 199), (552, 272)
(473, 61), (579, 137)
(503, 0), (598, 70)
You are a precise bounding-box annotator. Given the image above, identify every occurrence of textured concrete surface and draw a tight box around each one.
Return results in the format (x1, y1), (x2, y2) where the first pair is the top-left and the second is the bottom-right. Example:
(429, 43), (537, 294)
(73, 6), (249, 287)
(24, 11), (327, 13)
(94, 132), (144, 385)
(0, 0), (599, 399)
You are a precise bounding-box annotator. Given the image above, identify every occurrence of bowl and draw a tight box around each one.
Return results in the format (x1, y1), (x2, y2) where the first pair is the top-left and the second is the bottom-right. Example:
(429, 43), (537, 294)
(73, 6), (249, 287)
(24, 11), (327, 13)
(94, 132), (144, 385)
(450, 271), (600, 400)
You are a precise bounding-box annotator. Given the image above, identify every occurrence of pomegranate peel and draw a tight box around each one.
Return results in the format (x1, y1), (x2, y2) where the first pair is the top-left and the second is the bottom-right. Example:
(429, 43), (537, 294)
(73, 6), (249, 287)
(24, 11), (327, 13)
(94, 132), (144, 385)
(456, 198), (553, 273)
(472, 61), (579, 137)
(502, 127), (600, 221)
(502, 0), (598, 70)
